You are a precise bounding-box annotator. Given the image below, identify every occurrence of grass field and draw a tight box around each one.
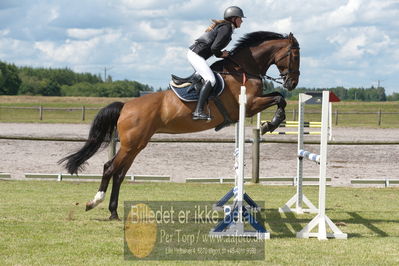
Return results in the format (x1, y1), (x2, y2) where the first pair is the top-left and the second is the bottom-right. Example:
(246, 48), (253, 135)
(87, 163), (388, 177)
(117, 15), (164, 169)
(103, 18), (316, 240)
(0, 96), (130, 124)
(1, 95), (398, 127)
(0, 180), (398, 265)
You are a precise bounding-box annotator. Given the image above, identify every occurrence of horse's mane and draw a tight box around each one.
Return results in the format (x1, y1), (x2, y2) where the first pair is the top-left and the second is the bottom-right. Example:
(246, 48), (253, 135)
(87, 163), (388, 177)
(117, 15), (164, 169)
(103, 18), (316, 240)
(231, 31), (287, 53)
(211, 31), (297, 71)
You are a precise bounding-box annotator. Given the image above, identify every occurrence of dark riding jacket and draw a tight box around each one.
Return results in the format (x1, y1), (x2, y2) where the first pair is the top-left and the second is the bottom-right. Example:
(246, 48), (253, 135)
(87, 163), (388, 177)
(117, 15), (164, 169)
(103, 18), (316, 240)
(189, 22), (233, 60)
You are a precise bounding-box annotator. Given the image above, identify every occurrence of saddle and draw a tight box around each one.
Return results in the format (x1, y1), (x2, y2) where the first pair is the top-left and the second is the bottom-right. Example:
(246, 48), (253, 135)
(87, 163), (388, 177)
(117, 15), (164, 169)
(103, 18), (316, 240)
(171, 72), (201, 87)
(169, 72), (224, 102)
(169, 72), (234, 131)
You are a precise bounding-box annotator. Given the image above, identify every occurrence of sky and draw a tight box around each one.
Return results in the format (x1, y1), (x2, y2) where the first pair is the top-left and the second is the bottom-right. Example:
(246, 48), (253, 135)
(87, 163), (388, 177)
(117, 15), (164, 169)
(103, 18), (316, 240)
(0, 0), (398, 95)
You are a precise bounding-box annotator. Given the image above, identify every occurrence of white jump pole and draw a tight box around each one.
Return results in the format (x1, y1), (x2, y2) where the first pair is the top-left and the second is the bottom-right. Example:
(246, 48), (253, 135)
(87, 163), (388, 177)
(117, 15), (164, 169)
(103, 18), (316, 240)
(256, 112), (261, 130)
(329, 102), (333, 141)
(210, 86), (269, 239)
(296, 91), (347, 240)
(279, 93), (318, 214)
(236, 85), (246, 233)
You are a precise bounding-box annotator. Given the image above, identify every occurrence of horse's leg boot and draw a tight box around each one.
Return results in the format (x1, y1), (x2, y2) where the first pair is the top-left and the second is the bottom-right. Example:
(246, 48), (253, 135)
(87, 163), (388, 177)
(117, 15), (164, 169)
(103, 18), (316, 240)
(261, 108), (286, 134)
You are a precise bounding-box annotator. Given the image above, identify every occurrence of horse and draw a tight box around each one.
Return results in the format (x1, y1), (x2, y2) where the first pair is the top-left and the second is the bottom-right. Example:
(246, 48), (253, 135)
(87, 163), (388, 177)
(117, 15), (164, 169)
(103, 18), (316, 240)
(59, 31), (300, 220)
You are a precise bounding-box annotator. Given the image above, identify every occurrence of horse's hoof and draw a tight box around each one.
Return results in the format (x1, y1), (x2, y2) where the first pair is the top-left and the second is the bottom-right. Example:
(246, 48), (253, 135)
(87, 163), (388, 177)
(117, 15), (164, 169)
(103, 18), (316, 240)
(109, 214), (120, 221)
(260, 122), (274, 135)
(85, 202), (94, 211)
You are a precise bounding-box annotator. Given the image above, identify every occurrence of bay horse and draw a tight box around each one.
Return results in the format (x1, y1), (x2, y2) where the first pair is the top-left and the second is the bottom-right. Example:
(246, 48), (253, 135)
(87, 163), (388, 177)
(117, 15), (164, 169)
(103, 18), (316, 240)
(60, 31), (300, 220)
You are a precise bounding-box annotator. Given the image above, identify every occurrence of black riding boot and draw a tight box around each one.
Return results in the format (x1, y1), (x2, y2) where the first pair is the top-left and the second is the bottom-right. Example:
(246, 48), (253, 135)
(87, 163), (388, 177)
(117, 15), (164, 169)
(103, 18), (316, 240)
(192, 81), (213, 120)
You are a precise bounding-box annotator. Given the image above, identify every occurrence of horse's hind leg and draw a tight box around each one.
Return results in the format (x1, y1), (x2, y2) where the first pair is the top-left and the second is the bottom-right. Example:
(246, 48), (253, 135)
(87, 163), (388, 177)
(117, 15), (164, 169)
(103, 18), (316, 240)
(85, 158), (115, 211)
(106, 128), (154, 220)
(107, 148), (137, 220)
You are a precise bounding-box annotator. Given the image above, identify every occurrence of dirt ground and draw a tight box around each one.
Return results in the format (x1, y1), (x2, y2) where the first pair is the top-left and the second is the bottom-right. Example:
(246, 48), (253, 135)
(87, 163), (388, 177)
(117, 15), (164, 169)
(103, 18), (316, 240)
(0, 123), (398, 186)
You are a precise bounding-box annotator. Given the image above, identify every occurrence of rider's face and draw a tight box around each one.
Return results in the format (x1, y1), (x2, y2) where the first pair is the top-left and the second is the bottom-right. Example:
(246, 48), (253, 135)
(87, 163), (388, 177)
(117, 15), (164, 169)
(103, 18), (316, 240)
(234, 17), (243, 28)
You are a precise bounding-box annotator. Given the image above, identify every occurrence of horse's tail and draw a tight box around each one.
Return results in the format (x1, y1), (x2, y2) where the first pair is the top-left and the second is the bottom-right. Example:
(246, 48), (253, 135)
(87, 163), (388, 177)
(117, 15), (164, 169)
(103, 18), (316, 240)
(59, 101), (124, 175)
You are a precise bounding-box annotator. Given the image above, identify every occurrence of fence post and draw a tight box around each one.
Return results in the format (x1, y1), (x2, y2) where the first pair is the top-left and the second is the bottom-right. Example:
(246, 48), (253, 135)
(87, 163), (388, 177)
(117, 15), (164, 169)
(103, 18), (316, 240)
(252, 128), (260, 183)
(39, 106), (43, 120)
(377, 109), (382, 126)
(81, 106), (86, 121)
(334, 109), (338, 125)
(293, 109), (297, 121)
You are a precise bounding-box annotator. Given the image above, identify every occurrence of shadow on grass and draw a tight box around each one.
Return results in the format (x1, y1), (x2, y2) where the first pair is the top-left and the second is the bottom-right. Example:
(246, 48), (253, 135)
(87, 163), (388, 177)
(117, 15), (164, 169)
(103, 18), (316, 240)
(261, 208), (310, 238)
(346, 212), (390, 237)
(259, 209), (396, 238)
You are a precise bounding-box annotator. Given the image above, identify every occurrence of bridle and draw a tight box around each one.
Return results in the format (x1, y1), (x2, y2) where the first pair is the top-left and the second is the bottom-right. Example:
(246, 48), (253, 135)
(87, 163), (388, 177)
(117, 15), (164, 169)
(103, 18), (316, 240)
(274, 43), (300, 82)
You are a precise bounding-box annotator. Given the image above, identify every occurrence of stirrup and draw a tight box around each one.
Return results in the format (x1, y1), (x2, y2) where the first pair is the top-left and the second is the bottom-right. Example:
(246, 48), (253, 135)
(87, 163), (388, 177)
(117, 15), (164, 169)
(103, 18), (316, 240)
(192, 112), (211, 121)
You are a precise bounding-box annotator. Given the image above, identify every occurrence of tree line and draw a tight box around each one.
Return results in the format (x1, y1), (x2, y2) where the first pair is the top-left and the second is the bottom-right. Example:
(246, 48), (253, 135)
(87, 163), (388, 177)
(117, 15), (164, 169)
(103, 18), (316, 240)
(1, 60), (398, 100)
(0, 61), (153, 97)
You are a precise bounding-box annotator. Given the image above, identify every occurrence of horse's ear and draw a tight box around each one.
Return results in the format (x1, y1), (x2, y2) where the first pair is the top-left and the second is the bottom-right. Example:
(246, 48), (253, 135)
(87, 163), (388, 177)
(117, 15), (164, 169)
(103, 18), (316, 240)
(289, 32), (293, 39)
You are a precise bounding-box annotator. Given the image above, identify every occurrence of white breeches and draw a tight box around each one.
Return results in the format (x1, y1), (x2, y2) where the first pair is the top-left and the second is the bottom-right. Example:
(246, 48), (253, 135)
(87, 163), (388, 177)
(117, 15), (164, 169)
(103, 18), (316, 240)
(187, 49), (216, 86)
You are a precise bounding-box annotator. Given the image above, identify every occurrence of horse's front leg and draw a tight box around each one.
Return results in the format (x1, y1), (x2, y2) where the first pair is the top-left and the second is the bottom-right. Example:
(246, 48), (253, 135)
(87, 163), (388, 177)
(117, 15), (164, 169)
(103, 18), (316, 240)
(247, 92), (287, 134)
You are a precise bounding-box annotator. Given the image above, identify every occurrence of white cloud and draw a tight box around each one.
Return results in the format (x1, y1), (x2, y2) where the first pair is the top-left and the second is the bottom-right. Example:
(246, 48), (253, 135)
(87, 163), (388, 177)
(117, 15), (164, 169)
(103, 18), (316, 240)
(358, 0), (399, 22)
(138, 21), (175, 41)
(160, 46), (187, 67)
(0, 29), (10, 36)
(120, 0), (160, 9)
(120, 0), (180, 9)
(34, 30), (123, 64)
(268, 17), (293, 34)
(328, 26), (392, 60)
(301, 0), (360, 33)
(67, 28), (105, 40)
(34, 40), (95, 64)
(119, 42), (142, 64)
(180, 21), (208, 44)
(48, 8), (59, 22)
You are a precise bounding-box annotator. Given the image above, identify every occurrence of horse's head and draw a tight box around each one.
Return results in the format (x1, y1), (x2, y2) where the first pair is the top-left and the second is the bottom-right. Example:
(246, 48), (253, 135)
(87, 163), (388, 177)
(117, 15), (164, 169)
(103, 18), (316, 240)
(227, 31), (300, 91)
(274, 33), (300, 91)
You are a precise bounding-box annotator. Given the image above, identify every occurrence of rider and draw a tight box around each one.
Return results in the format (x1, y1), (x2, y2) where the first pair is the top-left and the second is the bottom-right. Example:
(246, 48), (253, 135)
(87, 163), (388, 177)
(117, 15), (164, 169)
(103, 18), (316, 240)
(188, 6), (245, 120)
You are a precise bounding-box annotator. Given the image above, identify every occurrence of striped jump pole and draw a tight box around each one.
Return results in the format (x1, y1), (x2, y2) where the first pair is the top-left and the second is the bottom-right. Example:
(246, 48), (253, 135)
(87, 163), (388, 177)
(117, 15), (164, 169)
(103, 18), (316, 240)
(298, 149), (320, 163)
(264, 121), (323, 135)
(262, 115), (333, 141)
(266, 131), (321, 135)
(210, 85), (270, 239)
(278, 121), (322, 128)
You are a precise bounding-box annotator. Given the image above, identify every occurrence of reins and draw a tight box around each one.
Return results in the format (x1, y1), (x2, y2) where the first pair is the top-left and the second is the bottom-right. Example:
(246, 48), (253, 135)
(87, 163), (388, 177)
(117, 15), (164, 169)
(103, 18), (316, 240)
(217, 56), (284, 85)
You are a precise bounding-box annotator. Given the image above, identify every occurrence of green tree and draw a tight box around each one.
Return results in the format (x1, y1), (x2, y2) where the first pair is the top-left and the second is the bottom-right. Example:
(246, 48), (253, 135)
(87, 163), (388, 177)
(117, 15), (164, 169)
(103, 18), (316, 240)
(387, 93), (399, 101)
(0, 62), (21, 95)
(331, 87), (348, 100)
(18, 76), (43, 95)
(376, 87), (386, 101)
(41, 80), (61, 96)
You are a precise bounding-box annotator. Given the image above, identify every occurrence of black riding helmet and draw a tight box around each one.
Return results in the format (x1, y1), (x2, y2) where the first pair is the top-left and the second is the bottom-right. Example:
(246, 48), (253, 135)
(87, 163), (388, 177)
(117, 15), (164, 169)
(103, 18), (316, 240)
(223, 6), (246, 20)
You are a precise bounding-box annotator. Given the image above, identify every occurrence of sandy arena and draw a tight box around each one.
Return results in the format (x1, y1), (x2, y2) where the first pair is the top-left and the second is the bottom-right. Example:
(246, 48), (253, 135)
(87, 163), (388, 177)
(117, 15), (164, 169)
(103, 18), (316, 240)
(0, 123), (398, 186)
